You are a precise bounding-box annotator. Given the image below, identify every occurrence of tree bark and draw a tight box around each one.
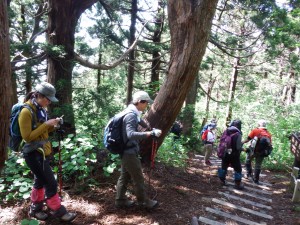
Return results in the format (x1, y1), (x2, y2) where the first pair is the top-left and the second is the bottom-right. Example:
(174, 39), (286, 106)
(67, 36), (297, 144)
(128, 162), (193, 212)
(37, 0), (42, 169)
(140, 0), (218, 161)
(182, 75), (198, 136)
(126, 0), (137, 105)
(201, 72), (216, 128)
(282, 69), (296, 105)
(150, 0), (164, 94)
(46, 0), (97, 133)
(225, 57), (239, 125)
(0, 0), (13, 171)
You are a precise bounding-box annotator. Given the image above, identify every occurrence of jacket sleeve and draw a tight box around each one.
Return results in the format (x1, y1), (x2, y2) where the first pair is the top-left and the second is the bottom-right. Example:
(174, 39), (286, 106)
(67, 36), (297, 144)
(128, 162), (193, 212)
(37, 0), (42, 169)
(19, 108), (51, 142)
(124, 114), (148, 141)
(235, 134), (243, 152)
(139, 119), (151, 130)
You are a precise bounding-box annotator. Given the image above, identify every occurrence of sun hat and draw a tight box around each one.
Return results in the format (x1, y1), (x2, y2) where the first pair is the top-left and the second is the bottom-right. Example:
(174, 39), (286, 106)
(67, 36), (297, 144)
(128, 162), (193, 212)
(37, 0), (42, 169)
(35, 82), (59, 102)
(132, 91), (153, 104)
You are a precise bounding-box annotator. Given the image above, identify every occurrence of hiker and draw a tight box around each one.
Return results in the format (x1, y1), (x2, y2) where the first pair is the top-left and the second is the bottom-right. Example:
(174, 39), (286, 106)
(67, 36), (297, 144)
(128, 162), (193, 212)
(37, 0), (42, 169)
(19, 82), (76, 222)
(170, 120), (183, 140)
(243, 119), (272, 184)
(203, 123), (217, 166)
(115, 90), (162, 209)
(218, 119), (244, 190)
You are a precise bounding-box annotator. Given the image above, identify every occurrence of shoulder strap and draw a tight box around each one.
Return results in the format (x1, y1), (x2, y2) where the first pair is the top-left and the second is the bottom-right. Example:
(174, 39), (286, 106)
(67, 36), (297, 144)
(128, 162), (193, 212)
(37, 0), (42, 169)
(23, 104), (37, 129)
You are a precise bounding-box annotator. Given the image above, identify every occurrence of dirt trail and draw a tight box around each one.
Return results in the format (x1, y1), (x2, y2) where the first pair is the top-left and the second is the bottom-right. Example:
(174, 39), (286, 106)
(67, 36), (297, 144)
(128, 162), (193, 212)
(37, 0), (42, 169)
(0, 152), (300, 225)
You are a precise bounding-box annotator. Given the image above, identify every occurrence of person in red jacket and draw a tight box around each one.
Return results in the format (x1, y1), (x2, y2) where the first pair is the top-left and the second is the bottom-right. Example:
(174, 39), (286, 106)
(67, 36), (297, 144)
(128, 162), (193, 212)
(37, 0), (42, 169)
(243, 119), (272, 184)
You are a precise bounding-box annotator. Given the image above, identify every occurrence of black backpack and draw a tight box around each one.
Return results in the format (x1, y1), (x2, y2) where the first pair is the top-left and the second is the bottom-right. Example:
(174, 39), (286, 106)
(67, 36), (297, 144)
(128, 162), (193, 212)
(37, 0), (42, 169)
(103, 111), (132, 155)
(256, 136), (273, 157)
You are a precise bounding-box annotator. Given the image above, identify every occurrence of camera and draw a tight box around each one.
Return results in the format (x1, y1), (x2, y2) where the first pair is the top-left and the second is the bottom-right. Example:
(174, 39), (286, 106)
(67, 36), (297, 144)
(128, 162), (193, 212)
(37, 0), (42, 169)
(58, 116), (64, 125)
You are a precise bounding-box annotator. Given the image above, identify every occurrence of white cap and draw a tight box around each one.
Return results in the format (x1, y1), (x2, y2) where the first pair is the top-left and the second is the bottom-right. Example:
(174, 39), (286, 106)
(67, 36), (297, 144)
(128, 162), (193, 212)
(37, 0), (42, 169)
(132, 91), (153, 104)
(258, 119), (267, 128)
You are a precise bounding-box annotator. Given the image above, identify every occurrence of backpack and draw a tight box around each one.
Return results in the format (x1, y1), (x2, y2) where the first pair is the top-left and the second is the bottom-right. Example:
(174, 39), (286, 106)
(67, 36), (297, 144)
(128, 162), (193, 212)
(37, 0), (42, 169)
(200, 124), (209, 136)
(8, 103), (36, 152)
(171, 122), (182, 136)
(256, 136), (273, 157)
(103, 111), (132, 155)
(201, 129), (209, 141)
(217, 128), (239, 159)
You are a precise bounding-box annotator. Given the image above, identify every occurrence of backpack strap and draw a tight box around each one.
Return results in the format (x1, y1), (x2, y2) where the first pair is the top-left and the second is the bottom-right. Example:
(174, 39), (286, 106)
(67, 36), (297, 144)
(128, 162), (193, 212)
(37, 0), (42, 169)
(119, 110), (135, 148)
(23, 104), (37, 130)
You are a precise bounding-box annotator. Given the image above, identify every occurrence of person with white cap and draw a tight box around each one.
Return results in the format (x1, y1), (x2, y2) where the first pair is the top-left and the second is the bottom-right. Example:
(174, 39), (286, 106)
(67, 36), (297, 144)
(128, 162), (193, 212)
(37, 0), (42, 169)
(242, 119), (272, 184)
(115, 90), (162, 209)
(203, 123), (217, 166)
(19, 82), (77, 222)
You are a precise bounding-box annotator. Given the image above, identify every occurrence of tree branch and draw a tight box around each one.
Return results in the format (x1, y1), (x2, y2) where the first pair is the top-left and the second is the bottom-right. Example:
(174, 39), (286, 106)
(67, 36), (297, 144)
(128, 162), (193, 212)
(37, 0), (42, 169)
(74, 22), (148, 70)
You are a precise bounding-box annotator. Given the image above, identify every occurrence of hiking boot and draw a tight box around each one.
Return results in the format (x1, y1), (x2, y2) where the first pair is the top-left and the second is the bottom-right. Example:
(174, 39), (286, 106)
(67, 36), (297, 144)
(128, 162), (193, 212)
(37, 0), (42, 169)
(253, 169), (261, 185)
(138, 199), (159, 209)
(253, 178), (260, 185)
(220, 179), (226, 186)
(246, 173), (252, 179)
(115, 199), (135, 208)
(50, 205), (77, 222)
(29, 202), (48, 221)
(60, 212), (77, 222)
(29, 210), (48, 221)
(234, 181), (244, 190)
(205, 160), (212, 166)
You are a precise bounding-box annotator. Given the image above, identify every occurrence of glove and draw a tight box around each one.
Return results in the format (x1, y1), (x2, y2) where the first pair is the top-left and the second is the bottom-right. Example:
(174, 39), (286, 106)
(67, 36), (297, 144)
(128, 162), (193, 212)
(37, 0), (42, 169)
(151, 129), (162, 137)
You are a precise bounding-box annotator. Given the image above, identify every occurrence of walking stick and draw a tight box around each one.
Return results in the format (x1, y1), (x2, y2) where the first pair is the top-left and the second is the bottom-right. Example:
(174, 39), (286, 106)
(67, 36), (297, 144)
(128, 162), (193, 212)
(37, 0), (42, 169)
(56, 116), (64, 197)
(148, 137), (158, 187)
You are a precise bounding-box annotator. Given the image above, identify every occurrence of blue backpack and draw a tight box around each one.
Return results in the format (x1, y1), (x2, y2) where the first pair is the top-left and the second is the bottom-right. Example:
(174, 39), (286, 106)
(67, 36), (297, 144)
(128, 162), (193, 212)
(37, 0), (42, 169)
(103, 111), (131, 155)
(8, 103), (36, 152)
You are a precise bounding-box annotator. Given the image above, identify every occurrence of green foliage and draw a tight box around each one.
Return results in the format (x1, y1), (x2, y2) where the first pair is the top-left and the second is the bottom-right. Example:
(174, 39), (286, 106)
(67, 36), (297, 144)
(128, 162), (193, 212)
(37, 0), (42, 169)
(0, 153), (32, 201)
(52, 134), (98, 183)
(157, 135), (189, 168)
(102, 154), (121, 177)
(20, 219), (39, 225)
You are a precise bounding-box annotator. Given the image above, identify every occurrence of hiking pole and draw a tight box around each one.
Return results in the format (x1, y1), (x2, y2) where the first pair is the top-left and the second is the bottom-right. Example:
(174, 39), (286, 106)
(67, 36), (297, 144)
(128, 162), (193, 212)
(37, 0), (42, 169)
(148, 137), (158, 187)
(56, 116), (64, 197)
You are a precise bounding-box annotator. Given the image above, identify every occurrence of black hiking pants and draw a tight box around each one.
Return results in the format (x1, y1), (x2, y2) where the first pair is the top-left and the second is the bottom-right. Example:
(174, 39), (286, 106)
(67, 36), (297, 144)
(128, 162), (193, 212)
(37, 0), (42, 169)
(221, 153), (242, 173)
(24, 151), (57, 198)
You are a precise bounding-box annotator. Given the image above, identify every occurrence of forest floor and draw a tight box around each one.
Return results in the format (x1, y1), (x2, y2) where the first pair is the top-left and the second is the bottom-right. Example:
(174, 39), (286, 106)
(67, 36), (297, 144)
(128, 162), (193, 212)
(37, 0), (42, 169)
(1, 151), (300, 225)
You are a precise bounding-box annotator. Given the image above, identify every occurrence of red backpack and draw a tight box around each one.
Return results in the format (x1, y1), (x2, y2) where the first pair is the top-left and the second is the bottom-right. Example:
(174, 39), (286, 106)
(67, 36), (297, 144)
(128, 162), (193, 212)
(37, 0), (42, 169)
(201, 129), (209, 141)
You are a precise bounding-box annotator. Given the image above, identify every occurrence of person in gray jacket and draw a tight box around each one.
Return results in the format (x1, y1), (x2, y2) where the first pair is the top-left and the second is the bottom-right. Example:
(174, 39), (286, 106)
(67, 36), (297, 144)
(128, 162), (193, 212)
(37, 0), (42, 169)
(115, 91), (162, 209)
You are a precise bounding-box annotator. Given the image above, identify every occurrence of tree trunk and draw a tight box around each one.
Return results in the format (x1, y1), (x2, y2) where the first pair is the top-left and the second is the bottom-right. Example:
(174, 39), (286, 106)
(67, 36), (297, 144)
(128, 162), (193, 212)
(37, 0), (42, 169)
(150, 0), (164, 95)
(282, 69), (296, 105)
(202, 68), (216, 128)
(141, 0), (218, 162)
(46, 0), (97, 133)
(182, 75), (198, 136)
(126, 0), (137, 105)
(225, 57), (239, 125)
(0, 0), (13, 171)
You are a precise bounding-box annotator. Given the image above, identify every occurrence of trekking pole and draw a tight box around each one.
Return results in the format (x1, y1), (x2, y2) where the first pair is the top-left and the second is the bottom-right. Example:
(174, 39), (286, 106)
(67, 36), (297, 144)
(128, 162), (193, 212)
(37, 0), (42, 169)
(57, 129), (63, 197)
(148, 137), (158, 187)
(56, 116), (64, 198)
